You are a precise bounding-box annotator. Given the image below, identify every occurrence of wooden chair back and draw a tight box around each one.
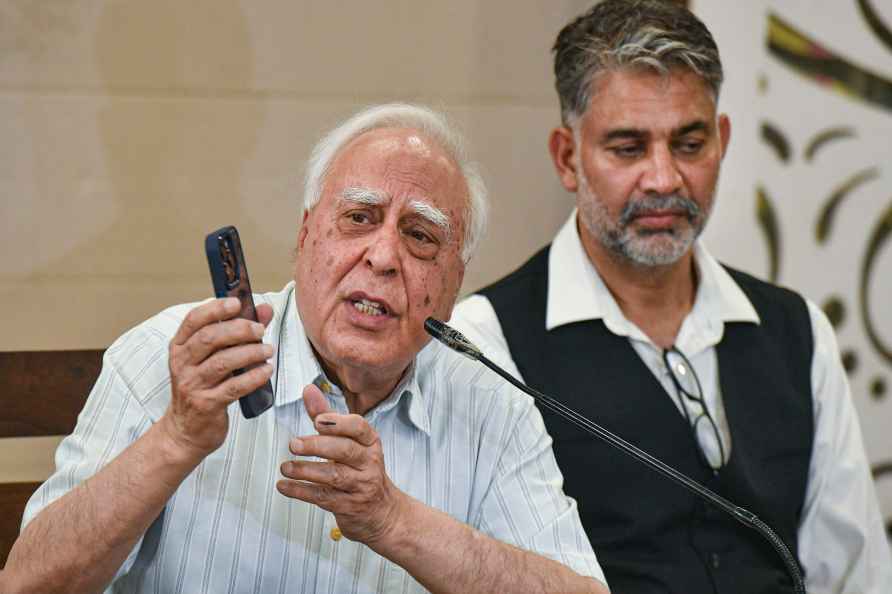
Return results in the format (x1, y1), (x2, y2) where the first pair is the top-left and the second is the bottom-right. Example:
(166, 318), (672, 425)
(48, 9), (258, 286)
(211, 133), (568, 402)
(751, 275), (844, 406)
(0, 350), (102, 568)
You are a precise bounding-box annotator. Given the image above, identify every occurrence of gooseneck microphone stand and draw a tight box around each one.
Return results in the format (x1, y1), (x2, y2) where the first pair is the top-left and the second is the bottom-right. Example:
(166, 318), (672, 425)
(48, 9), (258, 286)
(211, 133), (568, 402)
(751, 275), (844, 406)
(425, 318), (806, 594)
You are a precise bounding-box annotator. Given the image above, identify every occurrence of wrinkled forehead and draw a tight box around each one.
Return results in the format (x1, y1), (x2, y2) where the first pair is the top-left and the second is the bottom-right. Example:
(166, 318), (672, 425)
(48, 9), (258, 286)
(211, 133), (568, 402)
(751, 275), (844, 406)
(322, 128), (469, 224)
(580, 68), (720, 133)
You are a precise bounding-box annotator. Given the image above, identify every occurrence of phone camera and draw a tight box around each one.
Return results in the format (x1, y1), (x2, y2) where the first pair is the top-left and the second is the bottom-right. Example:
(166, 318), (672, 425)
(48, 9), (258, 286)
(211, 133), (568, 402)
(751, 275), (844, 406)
(219, 236), (240, 289)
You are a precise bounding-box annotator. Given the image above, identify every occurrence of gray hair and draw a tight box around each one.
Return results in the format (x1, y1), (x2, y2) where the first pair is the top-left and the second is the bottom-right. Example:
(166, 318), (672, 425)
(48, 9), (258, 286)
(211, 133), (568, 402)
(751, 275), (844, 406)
(302, 103), (488, 264)
(553, 0), (723, 126)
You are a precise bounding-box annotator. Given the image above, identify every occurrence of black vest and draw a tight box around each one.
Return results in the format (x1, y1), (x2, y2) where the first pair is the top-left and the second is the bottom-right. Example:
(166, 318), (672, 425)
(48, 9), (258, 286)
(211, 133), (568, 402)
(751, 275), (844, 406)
(479, 246), (814, 594)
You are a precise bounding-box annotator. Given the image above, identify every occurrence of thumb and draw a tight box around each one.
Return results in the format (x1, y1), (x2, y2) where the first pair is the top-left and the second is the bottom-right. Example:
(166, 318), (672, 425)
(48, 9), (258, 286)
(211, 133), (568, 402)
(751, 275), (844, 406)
(255, 303), (274, 326)
(302, 383), (330, 420)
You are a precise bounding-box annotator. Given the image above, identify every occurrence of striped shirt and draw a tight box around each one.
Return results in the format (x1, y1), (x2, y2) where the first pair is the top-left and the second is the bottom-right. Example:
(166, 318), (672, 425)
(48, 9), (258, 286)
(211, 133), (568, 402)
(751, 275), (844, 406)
(22, 283), (605, 593)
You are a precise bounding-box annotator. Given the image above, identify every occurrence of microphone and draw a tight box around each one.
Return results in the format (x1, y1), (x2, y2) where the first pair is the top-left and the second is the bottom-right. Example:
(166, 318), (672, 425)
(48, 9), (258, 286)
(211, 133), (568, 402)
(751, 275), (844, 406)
(425, 317), (806, 594)
(424, 318), (482, 361)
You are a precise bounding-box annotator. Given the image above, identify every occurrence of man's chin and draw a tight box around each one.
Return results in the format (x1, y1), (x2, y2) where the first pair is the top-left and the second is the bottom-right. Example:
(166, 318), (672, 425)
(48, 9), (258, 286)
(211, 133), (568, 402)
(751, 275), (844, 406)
(618, 234), (694, 267)
(326, 338), (412, 372)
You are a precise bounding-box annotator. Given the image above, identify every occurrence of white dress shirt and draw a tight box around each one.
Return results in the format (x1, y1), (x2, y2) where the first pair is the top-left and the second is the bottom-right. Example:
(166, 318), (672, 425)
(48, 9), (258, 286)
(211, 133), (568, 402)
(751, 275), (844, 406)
(23, 282), (605, 593)
(450, 210), (892, 594)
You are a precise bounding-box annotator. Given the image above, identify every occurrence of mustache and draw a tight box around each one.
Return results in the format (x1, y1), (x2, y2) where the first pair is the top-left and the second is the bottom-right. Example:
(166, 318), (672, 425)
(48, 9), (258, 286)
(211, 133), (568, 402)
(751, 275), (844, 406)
(619, 194), (701, 226)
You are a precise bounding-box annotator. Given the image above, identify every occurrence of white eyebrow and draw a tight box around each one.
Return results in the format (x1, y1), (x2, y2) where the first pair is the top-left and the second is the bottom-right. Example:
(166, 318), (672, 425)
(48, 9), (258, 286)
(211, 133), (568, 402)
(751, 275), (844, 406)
(341, 186), (387, 206)
(409, 199), (452, 237)
(340, 187), (451, 238)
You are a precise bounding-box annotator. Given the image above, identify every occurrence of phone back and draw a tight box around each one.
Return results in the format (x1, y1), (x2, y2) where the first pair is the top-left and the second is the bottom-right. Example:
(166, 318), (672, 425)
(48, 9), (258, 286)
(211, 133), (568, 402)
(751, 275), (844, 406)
(205, 226), (274, 418)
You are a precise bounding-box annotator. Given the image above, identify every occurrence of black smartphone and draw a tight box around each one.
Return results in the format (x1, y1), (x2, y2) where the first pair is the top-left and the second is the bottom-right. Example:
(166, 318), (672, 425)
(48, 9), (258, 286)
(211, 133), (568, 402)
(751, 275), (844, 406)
(205, 226), (274, 418)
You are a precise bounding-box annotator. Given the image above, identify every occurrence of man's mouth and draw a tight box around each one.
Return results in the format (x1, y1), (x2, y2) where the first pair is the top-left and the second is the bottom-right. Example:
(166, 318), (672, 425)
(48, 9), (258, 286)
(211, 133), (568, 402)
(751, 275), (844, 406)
(633, 210), (686, 226)
(620, 195), (701, 227)
(351, 298), (389, 317)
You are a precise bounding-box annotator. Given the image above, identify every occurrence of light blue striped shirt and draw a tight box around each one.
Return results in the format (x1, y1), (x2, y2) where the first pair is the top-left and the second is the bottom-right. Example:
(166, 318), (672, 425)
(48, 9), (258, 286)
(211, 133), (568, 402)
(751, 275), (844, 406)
(23, 283), (605, 593)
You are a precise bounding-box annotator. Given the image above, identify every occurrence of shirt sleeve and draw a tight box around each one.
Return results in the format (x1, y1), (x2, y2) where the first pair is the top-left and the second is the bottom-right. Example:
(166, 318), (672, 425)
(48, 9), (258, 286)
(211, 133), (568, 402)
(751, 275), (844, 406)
(798, 300), (892, 594)
(471, 387), (607, 587)
(20, 326), (162, 586)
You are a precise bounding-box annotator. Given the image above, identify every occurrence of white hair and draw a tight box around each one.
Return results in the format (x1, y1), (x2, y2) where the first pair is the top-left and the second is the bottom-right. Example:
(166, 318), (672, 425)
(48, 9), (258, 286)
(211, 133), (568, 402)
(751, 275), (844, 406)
(302, 103), (488, 263)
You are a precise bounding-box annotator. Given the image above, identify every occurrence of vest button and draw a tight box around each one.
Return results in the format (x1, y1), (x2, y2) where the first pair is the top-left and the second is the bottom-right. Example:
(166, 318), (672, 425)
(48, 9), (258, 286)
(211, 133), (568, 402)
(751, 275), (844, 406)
(330, 526), (343, 541)
(710, 552), (721, 569)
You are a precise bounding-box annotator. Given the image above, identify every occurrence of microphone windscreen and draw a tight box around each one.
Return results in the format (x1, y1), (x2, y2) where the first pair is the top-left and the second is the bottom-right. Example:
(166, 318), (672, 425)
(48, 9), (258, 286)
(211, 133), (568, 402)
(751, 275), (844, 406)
(424, 318), (482, 360)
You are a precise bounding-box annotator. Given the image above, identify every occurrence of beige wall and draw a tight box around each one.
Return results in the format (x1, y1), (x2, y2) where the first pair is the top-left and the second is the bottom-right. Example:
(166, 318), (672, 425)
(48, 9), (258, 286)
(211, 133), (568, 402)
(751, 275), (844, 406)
(1, 1), (590, 480)
(1, 0), (594, 352)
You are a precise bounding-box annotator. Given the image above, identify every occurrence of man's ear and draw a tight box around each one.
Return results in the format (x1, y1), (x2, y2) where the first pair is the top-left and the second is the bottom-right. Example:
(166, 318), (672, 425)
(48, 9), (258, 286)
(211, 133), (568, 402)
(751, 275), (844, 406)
(297, 209), (310, 251)
(548, 126), (580, 193)
(454, 265), (465, 297)
(718, 113), (731, 161)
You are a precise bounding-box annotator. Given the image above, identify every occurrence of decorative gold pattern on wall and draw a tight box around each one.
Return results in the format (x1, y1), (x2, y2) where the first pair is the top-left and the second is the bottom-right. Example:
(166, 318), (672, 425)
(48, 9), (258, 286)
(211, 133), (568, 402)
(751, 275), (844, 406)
(768, 13), (892, 111)
(761, 4), (892, 537)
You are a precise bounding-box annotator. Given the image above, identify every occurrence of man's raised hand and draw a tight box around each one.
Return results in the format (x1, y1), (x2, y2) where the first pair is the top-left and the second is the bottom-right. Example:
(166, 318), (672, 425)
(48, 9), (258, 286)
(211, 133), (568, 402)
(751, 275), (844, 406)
(277, 384), (405, 546)
(162, 297), (274, 460)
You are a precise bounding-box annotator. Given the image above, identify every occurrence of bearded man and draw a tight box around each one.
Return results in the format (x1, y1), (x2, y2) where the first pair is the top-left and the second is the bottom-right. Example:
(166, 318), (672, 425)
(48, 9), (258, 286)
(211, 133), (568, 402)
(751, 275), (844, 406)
(450, 1), (892, 593)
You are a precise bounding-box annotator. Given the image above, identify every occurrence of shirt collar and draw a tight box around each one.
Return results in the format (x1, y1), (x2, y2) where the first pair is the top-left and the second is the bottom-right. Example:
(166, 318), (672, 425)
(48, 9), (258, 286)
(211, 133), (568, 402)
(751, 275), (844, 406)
(545, 209), (760, 340)
(690, 241), (760, 326)
(272, 282), (430, 435)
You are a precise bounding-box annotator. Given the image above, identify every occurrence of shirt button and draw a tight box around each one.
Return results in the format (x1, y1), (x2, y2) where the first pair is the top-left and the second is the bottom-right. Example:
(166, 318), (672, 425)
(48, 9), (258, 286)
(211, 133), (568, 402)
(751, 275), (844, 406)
(330, 526), (342, 541)
(710, 552), (720, 569)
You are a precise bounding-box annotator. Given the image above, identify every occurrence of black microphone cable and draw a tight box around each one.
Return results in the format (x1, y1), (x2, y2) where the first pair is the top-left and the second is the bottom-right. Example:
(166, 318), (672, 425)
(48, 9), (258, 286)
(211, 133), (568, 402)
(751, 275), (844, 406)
(425, 317), (807, 594)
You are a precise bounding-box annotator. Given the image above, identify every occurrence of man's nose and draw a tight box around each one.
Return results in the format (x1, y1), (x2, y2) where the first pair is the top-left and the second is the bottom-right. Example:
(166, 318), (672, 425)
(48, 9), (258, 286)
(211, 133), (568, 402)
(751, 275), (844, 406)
(364, 226), (401, 276)
(640, 145), (683, 195)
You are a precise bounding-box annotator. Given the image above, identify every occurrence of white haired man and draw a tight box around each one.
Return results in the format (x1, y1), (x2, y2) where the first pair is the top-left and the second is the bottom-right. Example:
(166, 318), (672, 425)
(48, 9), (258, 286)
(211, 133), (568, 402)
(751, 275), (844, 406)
(451, 1), (892, 593)
(1, 104), (608, 594)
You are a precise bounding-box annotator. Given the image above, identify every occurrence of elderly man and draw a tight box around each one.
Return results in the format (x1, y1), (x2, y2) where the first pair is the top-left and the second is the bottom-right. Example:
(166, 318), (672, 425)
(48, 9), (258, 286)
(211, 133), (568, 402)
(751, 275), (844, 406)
(1, 104), (607, 594)
(451, 1), (892, 593)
